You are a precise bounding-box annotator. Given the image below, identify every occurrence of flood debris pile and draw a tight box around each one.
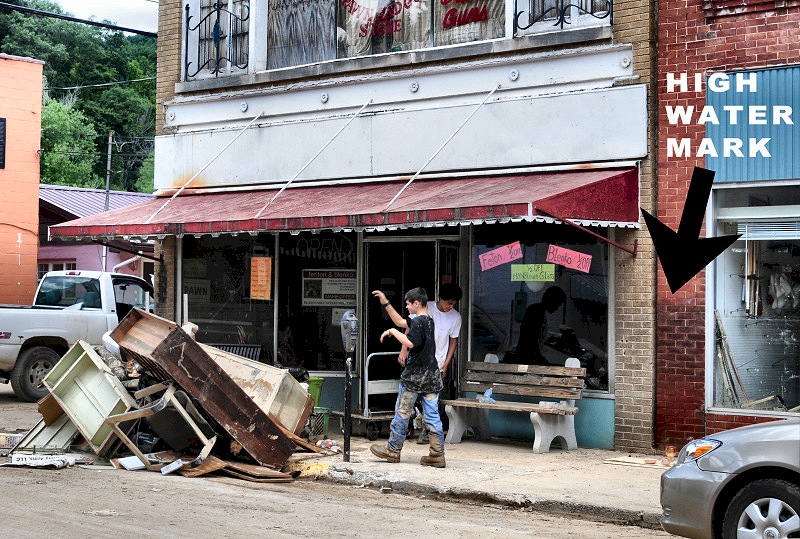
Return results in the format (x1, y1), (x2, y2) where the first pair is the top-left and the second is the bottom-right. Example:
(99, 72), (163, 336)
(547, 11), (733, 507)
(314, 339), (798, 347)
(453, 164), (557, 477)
(5, 308), (319, 482)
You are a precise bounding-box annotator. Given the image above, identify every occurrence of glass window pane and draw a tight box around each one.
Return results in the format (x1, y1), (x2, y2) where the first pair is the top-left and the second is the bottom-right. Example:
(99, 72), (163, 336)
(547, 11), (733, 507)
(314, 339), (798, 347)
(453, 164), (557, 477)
(183, 234), (275, 362)
(713, 185), (800, 412)
(277, 231), (357, 371)
(471, 222), (609, 391)
(268, 0), (338, 69)
(434, 0), (505, 45)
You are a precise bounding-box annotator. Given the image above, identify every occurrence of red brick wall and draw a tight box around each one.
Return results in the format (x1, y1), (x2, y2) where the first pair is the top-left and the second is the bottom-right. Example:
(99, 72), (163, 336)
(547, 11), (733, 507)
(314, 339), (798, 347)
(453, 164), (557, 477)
(656, 1), (800, 447)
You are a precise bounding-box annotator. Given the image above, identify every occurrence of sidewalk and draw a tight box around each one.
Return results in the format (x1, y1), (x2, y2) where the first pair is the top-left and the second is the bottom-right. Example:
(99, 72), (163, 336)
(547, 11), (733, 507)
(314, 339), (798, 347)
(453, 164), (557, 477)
(286, 436), (668, 530)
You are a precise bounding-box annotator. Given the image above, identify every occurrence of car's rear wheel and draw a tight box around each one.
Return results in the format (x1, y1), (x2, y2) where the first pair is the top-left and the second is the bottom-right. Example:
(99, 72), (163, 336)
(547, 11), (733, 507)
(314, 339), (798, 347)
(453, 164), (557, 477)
(722, 479), (800, 539)
(10, 346), (59, 402)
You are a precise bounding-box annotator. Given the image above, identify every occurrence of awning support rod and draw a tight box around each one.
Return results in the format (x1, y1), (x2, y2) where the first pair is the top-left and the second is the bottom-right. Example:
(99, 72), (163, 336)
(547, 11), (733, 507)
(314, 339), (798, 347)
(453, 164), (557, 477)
(90, 239), (163, 262)
(383, 85), (500, 213)
(534, 206), (639, 256)
(145, 110), (265, 224)
(255, 99), (373, 218)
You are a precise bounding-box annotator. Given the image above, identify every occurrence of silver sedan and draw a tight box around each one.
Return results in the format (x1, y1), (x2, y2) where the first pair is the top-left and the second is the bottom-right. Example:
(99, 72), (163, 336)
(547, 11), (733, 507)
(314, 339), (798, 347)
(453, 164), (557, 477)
(660, 418), (800, 539)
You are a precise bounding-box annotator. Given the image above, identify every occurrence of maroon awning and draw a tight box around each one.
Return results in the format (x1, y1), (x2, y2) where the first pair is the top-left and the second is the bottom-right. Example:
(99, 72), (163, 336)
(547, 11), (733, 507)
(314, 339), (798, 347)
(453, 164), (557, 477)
(49, 168), (639, 239)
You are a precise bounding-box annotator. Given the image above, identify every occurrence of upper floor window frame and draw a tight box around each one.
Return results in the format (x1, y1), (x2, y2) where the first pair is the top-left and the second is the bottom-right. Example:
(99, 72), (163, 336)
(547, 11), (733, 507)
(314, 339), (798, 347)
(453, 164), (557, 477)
(182, 0), (613, 83)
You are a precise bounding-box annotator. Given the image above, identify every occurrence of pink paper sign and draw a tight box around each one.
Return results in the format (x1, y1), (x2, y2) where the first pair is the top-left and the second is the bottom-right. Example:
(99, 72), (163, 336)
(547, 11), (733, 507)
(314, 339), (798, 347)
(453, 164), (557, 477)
(546, 244), (592, 273)
(479, 241), (523, 271)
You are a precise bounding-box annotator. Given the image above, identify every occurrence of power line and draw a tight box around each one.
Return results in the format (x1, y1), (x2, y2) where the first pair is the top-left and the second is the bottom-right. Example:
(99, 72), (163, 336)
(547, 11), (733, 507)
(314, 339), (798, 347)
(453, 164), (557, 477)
(44, 77), (156, 91)
(0, 1), (157, 38)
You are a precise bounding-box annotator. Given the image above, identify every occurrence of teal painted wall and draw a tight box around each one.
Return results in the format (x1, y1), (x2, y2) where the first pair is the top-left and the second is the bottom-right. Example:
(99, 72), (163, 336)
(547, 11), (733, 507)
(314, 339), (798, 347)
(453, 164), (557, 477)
(318, 376), (616, 450)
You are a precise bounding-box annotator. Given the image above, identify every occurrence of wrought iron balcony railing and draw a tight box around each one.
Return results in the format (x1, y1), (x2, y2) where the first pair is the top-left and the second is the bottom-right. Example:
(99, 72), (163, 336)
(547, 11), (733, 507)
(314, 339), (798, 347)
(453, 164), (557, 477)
(184, 2), (250, 80)
(514, 0), (612, 32)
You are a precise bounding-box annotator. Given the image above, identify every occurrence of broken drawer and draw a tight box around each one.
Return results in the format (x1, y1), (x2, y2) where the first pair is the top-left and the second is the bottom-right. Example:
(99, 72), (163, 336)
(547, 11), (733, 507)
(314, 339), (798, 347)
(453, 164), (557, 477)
(43, 340), (137, 455)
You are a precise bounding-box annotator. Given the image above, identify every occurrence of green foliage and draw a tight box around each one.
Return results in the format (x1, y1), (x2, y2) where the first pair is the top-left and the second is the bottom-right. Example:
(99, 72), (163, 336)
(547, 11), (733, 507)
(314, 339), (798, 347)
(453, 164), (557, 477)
(136, 152), (155, 194)
(0, 0), (156, 191)
(40, 98), (101, 187)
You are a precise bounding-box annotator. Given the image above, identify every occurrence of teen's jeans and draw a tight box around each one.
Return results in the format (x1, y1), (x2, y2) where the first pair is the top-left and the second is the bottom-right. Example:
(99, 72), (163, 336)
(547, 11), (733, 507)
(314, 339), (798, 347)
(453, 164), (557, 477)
(387, 383), (444, 453)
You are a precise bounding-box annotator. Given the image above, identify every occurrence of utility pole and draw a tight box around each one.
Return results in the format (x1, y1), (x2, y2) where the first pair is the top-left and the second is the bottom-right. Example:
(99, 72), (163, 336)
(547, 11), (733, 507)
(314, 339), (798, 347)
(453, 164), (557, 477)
(102, 130), (113, 271)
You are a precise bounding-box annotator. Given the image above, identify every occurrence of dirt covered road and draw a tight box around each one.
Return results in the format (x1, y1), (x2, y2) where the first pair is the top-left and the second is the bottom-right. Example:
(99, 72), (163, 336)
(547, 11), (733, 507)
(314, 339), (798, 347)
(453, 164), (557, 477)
(0, 385), (669, 538)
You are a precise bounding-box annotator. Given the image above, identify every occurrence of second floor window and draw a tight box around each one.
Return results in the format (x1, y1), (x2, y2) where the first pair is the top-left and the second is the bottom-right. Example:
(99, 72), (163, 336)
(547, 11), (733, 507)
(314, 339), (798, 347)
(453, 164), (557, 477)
(187, 0), (250, 78)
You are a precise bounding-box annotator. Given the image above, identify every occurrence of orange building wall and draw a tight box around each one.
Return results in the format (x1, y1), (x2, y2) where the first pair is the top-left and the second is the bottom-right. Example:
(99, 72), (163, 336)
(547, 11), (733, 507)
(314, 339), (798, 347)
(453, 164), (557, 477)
(0, 54), (44, 305)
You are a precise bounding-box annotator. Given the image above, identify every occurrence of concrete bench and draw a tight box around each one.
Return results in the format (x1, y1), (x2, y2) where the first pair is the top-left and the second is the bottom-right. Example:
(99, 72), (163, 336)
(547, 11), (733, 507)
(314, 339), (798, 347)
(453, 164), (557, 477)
(440, 358), (585, 453)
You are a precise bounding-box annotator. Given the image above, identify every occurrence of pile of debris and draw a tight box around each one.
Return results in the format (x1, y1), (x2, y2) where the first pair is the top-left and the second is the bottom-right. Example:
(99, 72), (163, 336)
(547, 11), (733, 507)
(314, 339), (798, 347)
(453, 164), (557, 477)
(5, 308), (321, 482)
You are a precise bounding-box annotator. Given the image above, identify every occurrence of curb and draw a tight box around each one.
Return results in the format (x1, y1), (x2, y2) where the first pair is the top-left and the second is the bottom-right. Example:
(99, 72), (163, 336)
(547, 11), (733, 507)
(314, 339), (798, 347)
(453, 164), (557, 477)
(317, 465), (663, 530)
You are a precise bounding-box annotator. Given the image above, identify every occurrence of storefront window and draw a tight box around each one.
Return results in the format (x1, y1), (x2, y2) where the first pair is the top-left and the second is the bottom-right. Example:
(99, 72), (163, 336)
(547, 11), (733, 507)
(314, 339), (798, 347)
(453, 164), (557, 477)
(182, 234), (275, 360)
(276, 231), (357, 372)
(471, 222), (610, 391)
(267, 0), (505, 70)
(714, 186), (800, 412)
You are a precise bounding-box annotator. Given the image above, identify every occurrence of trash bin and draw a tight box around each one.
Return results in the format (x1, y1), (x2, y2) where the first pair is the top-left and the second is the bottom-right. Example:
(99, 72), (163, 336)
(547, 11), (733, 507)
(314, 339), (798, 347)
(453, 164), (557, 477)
(307, 376), (325, 406)
(309, 406), (330, 438)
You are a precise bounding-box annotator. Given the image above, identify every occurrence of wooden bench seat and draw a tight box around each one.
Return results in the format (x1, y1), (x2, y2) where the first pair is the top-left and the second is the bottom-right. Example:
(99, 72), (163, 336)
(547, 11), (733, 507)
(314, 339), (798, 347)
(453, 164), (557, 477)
(440, 358), (585, 453)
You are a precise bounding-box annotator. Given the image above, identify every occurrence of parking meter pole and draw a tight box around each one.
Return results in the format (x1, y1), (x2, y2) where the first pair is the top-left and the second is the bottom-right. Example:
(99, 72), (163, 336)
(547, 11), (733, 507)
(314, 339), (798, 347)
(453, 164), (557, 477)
(344, 356), (352, 462)
(340, 310), (357, 463)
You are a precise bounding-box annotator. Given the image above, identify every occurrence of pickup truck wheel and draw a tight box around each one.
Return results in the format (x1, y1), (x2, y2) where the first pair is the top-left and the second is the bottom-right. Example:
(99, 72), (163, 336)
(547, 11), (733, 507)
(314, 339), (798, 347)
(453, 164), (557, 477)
(11, 347), (59, 402)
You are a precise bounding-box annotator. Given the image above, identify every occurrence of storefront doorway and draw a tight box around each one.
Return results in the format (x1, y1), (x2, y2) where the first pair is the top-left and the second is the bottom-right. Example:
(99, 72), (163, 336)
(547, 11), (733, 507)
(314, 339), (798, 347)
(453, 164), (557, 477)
(363, 236), (460, 410)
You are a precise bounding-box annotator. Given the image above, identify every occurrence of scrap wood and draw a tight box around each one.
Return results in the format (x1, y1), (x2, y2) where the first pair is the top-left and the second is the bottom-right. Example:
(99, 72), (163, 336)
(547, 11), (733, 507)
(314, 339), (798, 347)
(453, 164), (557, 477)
(127, 321), (295, 468)
(604, 456), (671, 469)
(179, 455), (228, 478)
(220, 469), (295, 483)
(270, 415), (321, 453)
(218, 460), (297, 483)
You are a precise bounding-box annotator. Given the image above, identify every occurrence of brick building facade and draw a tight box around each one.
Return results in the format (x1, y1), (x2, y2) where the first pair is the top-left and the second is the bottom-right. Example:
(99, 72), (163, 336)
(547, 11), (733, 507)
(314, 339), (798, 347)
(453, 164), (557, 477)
(57, 0), (662, 452)
(656, 1), (800, 446)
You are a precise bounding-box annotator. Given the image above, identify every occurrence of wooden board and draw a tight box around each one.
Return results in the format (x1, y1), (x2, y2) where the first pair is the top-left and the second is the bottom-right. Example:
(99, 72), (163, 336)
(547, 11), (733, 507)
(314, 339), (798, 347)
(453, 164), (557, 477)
(440, 398), (578, 415)
(200, 344), (313, 435)
(151, 328), (295, 469)
(113, 309), (295, 469)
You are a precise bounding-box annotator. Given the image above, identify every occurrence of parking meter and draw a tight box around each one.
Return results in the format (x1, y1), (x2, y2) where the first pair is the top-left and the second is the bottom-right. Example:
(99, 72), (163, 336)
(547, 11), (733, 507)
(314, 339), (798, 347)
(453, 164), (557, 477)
(340, 310), (358, 353)
(340, 310), (357, 461)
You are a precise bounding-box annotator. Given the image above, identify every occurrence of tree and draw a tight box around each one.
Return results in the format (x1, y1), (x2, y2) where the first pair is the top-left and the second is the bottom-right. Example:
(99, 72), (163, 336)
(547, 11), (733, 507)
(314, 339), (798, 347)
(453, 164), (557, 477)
(40, 96), (102, 187)
(0, 0), (157, 191)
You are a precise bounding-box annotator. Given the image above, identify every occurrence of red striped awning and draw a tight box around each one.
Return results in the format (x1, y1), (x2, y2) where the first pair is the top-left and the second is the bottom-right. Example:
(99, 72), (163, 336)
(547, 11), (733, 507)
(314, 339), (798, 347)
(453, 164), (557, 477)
(49, 168), (639, 240)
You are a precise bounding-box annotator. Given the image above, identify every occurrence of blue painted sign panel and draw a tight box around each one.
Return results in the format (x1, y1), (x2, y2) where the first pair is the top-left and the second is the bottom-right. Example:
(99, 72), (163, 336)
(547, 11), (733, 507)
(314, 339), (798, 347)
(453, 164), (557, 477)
(706, 65), (799, 182)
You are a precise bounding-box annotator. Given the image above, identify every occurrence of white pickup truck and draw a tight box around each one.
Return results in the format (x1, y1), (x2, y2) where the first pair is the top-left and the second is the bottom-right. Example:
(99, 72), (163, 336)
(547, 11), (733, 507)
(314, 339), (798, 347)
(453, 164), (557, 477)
(0, 270), (154, 402)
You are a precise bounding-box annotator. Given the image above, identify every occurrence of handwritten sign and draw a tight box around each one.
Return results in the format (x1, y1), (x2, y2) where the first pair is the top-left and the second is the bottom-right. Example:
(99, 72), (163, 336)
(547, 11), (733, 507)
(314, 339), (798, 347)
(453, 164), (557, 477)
(546, 245), (592, 273)
(479, 241), (522, 271)
(511, 264), (555, 282)
(250, 257), (273, 300)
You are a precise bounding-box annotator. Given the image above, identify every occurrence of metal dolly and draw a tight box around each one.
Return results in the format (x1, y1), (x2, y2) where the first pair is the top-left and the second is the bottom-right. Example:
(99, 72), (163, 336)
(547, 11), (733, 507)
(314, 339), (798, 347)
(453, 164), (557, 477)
(336, 351), (408, 440)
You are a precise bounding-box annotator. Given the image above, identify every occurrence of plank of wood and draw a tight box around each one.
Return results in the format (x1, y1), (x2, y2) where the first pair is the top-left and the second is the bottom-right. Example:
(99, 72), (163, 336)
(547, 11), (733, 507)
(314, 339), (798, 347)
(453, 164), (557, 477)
(179, 455), (228, 478)
(464, 361), (585, 377)
(440, 398), (577, 415)
(222, 460), (296, 478)
(461, 381), (582, 400)
(464, 371), (584, 388)
(269, 414), (321, 453)
(220, 468), (295, 483)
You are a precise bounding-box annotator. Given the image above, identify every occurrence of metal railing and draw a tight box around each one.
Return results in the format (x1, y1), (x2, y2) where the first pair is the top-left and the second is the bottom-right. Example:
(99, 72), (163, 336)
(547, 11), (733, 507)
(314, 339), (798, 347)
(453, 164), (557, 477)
(514, 0), (612, 31)
(184, 1), (250, 80)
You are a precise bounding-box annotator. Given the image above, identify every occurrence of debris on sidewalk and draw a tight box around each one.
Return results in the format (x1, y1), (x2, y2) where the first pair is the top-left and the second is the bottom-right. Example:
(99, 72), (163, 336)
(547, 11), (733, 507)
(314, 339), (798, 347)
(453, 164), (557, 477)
(5, 307), (323, 484)
(604, 455), (673, 469)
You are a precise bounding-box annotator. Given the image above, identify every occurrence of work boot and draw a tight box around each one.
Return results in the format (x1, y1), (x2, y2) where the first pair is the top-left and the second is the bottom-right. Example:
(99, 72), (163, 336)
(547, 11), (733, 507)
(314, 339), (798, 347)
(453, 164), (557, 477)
(370, 443), (400, 463)
(420, 449), (445, 468)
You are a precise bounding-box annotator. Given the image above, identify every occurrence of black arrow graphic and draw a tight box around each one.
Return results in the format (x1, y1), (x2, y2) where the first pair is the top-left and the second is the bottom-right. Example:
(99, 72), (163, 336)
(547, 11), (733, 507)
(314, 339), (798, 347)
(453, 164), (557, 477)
(641, 167), (740, 294)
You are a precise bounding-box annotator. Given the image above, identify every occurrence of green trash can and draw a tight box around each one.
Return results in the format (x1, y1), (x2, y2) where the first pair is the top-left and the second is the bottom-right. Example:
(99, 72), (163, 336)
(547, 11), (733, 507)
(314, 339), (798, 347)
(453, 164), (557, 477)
(307, 376), (325, 407)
